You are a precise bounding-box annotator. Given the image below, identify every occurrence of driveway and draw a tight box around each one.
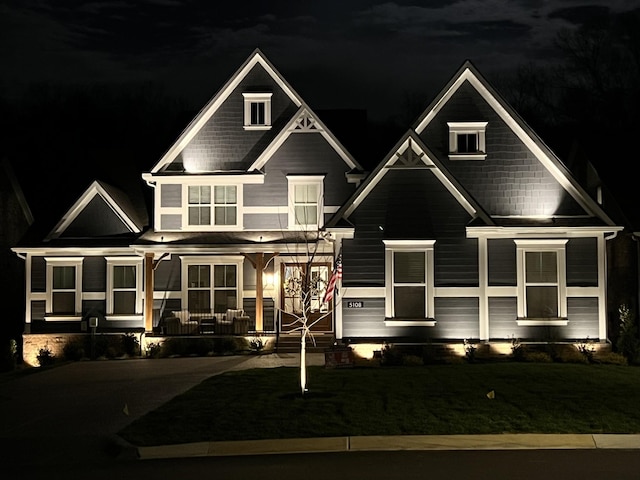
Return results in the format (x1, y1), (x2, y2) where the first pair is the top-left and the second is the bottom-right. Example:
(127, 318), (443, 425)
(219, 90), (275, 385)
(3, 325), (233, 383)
(1, 355), (259, 471)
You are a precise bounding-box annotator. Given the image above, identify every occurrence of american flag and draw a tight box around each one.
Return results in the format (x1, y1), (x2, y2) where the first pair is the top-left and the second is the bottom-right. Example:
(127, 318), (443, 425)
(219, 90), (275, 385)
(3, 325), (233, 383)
(323, 250), (342, 304)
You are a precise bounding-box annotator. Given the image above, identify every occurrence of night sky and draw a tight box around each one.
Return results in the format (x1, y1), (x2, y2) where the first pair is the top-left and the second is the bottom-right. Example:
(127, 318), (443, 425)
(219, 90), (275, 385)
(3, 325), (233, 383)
(3, 0), (636, 121)
(2, 0), (640, 224)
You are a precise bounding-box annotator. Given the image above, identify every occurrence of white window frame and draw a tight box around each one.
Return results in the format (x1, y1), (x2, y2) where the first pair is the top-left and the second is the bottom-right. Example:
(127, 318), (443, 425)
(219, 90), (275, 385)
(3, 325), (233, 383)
(45, 257), (83, 320)
(243, 93), (272, 130)
(187, 185), (211, 226)
(383, 240), (436, 326)
(180, 256), (244, 315)
(106, 257), (143, 319)
(183, 182), (242, 231)
(515, 240), (568, 326)
(287, 175), (324, 229)
(447, 122), (487, 160)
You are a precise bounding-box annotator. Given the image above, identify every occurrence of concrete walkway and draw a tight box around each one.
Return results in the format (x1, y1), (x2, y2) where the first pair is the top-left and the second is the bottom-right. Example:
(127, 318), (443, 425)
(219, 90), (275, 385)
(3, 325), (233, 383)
(129, 353), (640, 460)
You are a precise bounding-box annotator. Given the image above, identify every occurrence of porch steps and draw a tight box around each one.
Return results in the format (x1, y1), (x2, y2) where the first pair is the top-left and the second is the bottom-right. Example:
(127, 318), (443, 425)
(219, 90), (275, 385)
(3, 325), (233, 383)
(274, 333), (335, 354)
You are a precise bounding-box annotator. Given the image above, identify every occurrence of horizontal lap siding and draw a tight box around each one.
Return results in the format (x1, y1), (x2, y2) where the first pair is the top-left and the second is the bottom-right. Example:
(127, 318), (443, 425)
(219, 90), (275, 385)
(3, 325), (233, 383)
(244, 134), (355, 207)
(161, 214), (182, 230)
(566, 298), (599, 339)
(435, 239), (478, 287)
(567, 238), (598, 286)
(243, 213), (288, 230)
(342, 298), (386, 337)
(83, 257), (106, 292)
(154, 256), (181, 291)
(243, 298), (275, 331)
(488, 297), (599, 340)
(31, 256), (45, 292)
(342, 297), (479, 340)
(488, 239), (516, 286)
(161, 184), (182, 207)
(488, 297), (518, 339)
(31, 300), (45, 321)
(433, 297), (479, 338)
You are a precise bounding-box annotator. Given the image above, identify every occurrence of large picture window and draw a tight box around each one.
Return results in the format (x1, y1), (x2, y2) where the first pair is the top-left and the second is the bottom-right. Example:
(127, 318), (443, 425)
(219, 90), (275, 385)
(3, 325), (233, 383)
(45, 257), (83, 319)
(515, 240), (568, 325)
(187, 185), (238, 228)
(182, 256), (244, 315)
(384, 241), (436, 324)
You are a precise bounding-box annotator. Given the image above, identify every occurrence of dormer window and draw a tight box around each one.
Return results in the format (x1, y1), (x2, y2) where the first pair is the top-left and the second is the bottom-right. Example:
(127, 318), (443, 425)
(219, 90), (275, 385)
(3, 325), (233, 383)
(448, 122), (487, 160)
(243, 93), (272, 130)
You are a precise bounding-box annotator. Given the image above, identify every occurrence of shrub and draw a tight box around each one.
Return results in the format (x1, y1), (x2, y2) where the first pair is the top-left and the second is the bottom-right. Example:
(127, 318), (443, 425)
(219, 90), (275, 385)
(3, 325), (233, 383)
(380, 344), (404, 366)
(122, 333), (140, 357)
(402, 354), (424, 366)
(37, 346), (55, 367)
(510, 336), (525, 362)
(249, 336), (265, 354)
(463, 339), (477, 363)
(557, 347), (589, 364)
(0, 339), (18, 372)
(576, 338), (596, 363)
(524, 351), (553, 363)
(63, 338), (86, 361)
(616, 304), (640, 364)
(145, 342), (163, 358)
(596, 352), (628, 366)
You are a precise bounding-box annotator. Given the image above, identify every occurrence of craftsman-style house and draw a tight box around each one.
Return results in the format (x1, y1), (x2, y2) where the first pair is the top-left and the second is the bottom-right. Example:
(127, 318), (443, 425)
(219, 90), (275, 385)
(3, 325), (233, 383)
(12, 50), (624, 364)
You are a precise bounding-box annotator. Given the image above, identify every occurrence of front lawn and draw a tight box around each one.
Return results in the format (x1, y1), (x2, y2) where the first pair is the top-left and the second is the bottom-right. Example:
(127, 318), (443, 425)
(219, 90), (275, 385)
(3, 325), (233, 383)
(118, 362), (640, 446)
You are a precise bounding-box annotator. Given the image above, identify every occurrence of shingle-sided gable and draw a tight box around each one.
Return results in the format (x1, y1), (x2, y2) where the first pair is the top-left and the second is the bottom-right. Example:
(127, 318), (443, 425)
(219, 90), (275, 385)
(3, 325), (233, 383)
(327, 132), (492, 229)
(150, 49), (303, 174)
(46, 181), (143, 240)
(413, 61), (614, 225)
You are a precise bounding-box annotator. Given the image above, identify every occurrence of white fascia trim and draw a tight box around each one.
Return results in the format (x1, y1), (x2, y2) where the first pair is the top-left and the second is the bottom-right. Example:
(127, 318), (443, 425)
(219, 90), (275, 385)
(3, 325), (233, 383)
(467, 226), (622, 239)
(517, 319), (569, 327)
(47, 181), (140, 240)
(383, 239), (436, 247)
(149, 174), (265, 185)
(13, 247), (138, 256)
(151, 53), (302, 174)
(343, 136), (477, 219)
(416, 69), (610, 222)
(249, 107), (359, 171)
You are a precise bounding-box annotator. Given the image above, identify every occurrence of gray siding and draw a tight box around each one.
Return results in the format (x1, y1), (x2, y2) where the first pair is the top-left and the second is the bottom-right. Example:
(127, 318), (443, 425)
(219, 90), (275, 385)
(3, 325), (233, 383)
(419, 81), (586, 217)
(342, 297), (386, 338)
(243, 213), (288, 230)
(174, 64), (298, 171)
(31, 256), (45, 292)
(63, 196), (131, 237)
(244, 133), (356, 207)
(243, 298), (275, 331)
(566, 237), (598, 287)
(565, 297), (599, 339)
(433, 297), (479, 338)
(31, 300), (45, 321)
(82, 300), (105, 318)
(82, 257), (106, 292)
(154, 255), (181, 291)
(488, 239), (516, 286)
(161, 214), (182, 230)
(488, 297), (518, 339)
(161, 184), (182, 207)
(343, 169), (475, 287)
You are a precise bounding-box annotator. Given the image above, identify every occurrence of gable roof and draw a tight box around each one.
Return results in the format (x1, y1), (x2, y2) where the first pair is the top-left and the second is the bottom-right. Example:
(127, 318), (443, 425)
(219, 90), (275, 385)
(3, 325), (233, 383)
(46, 180), (144, 240)
(413, 60), (616, 226)
(248, 106), (362, 172)
(326, 130), (493, 228)
(150, 49), (304, 174)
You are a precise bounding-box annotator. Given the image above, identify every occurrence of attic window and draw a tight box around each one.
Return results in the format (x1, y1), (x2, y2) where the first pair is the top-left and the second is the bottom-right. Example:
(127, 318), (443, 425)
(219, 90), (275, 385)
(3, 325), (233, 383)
(448, 122), (487, 160)
(243, 93), (272, 130)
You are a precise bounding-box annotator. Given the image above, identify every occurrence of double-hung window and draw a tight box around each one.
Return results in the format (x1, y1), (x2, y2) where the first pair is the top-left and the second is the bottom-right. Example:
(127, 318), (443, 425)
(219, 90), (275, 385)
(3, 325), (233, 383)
(46, 257), (83, 319)
(384, 241), (436, 325)
(515, 240), (568, 325)
(188, 185), (211, 226)
(287, 175), (324, 229)
(448, 122), (487, 160)
(183, 256), (243, 315)
(243, 93), (272, 130)
(106, 258), (143, 317)
(187, 185), (237, 228)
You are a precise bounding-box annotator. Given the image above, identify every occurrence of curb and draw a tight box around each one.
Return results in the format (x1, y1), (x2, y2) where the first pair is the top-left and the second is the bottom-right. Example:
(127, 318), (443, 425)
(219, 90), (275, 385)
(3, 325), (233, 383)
(135, 434), (640, 460)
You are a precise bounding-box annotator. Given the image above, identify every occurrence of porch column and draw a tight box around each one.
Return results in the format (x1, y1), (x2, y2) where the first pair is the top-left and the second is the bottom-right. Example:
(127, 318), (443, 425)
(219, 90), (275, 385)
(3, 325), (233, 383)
(144, 253), (154, 333)
(255, 252), (264, 332)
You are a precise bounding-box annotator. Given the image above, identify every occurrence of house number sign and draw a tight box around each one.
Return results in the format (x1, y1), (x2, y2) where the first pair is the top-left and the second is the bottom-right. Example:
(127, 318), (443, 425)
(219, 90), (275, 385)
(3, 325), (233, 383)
(347, 301), (364, 308)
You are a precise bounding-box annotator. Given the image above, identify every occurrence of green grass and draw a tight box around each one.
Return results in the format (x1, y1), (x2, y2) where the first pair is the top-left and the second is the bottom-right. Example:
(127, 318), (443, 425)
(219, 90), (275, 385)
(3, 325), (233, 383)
(118, 363), (640, 446)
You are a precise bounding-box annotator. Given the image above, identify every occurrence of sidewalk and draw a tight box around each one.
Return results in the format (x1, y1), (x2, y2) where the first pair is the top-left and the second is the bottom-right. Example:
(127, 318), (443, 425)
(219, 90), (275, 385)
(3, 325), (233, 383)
(126, 353), (640, 460)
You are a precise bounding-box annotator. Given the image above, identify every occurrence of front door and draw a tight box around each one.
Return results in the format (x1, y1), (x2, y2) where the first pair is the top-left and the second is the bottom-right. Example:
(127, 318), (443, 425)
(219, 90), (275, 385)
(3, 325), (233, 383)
(280, 262), (333, 333)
